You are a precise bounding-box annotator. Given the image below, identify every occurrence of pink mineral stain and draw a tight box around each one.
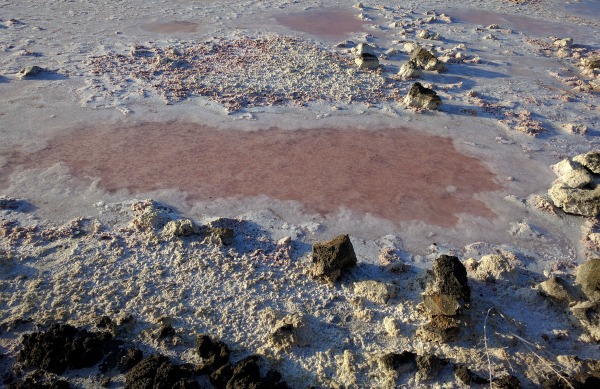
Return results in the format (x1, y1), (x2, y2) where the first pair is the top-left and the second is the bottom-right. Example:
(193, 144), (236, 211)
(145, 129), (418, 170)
(276, 8), (367, 41)
(141, 21), (199, 33)
(2, 123), (502, 227)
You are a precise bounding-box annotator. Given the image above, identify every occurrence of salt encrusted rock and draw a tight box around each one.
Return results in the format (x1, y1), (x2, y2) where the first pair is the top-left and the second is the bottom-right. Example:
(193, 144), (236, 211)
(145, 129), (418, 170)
(416, 355), (447, 382)
(196, 334), (231, 373)
(380, 351), (416, 373)
(355, 53), (379, 69)
(537, 276), (582, 304)
(576, 258), (600, 303)
(423, 255), (470, 316)
(404, 82), (442, 110)
(549, 184), (600, 217)
(403, 42), (419, 54)
(573, 151), (600, 175)
(475, 254), (517, 282)
(130, 200), (171, 231)
(559, 168), (594, 189)
(353, 280), (392, 304)
(563, 123), (588, 135)
(353, 42), (376, 56)
(398, 60), (422, 80)
(162, 219), (198, 239)
(581, 55), (600, 70)
(269, 313), (314, 350)
(382, 316), (400, 336)
(410, 47), (446, 72)
(311, 234), (357, 281)
(551, 158), (582, 177)
(17, 65), (44, 78)
(417, 29), (440, 40)
(554, 38), (573, 48)
(416, 315), (461, 343)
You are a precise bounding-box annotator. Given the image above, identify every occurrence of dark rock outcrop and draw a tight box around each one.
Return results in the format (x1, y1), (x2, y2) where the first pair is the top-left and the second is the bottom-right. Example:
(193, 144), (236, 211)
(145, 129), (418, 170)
(311, 235), (357, 282)
(124, 354), (197, 389)
(423, 255), (470, 316)
(196, 334), (231, 373)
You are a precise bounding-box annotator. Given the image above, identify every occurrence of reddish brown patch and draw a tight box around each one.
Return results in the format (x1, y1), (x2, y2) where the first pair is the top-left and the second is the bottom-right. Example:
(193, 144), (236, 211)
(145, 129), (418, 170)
(276, 9), (367, 41)
(2, 123), (502, 227)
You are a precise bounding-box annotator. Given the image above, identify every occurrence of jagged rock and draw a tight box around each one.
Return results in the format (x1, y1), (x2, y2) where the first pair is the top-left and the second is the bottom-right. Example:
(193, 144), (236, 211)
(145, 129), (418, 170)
(552, 158), (582, 177)
(416, 315), (461, 343)
(576, 258), (600, 303)
(493, 374), (522, 388)
(119, 348), (144, 373)
(269, 313), (314, 350)
(398, 60), (422, 80)
(353, 280), (392, 304)
(17, 324), (113, 374)
(454, 364), (489, 385)
(558, 168), (594, 189)
(210, 363), (234, 387)
(475, 254), (517, 282)
(162, 219), (198, 239)
(403, 42), (419, 54)
(380, 351), (416, 373)
(581, 55), (600, 70)
(403, 82), (442, 110)
(410, 47), (446, 72)
(353, 43), (376, 56)
(549, 184), (600, 217)
(226, 356), (262, 389)
(311, 234), (357, 282)
(17, 65), (44, 78)
(416, 355), (447, 381)
(203, 226), (234, 245)
(422, 255), (470, 316)
(130, 200), (171, 231)
(538, 276), (582, 305)
(573, 151), (600, 175)
(355, 53), (379, 69)
(196, 335), (231, 373)
(124, 354), (197, 389)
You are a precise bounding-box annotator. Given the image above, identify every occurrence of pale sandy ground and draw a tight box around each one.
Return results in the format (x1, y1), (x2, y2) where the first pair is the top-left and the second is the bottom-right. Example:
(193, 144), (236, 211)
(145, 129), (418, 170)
(1, 0), (600, 387)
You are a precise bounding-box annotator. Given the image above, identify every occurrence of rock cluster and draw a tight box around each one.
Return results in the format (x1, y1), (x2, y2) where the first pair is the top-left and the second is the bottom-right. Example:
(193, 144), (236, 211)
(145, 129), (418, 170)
(548, 151), (600, 217)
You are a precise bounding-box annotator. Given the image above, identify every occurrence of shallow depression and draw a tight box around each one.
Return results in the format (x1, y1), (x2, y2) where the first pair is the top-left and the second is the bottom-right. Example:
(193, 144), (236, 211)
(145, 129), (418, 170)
(275, 8), (367, 41)
(2, 123), (502, 227)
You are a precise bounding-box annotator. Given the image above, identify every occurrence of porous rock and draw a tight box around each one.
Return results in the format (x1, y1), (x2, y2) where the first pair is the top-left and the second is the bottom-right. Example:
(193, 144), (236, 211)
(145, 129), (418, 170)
(475, 254), (517, 282)
(17, 323), (113, 374)
(124, 354), (197, 389)
(454, 364), (489, 385)
(7, 370), (71, 389)
(398, 60), (422, 80)
(581, 55), (600, 70)
(493, 374), (522, 388)
(422, 255), (470, 316)
(353, 280), (392, 304)
(558, 168), (594, 189)
(130, 200), (171, 231)
(311, 234), (357, 282)
(549, 184), (600, 217)
(196, 334), (231, 373)
(410, 47), (446, 72)
(382, 316), (400, 337)
(380, 351), (416, 373)
(573, 151), (600, 175)
(403, 82), (442, 110)
(162, 219), (198, 239)
(576, 258), (600, 303)
(416, 354), (447, 382)
(269, 313), (314, 350)
(416, 315), (461, 343)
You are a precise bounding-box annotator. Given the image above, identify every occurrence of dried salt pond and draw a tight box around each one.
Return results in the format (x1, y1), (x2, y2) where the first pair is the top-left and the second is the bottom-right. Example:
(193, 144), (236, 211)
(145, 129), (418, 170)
(141, 20), (199, 33)
(275, 8), (367, 41)
(2, 123), (501, 227)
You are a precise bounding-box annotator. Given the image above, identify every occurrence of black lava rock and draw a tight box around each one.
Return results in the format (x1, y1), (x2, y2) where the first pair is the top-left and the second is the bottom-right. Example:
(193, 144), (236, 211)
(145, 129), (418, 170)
(125, 354), (197, 389)
(196, 335), (231, 373)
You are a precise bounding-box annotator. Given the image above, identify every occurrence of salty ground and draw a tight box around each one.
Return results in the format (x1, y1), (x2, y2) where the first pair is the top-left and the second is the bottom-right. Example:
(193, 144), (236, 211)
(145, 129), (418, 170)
(1, 0), (599, 387)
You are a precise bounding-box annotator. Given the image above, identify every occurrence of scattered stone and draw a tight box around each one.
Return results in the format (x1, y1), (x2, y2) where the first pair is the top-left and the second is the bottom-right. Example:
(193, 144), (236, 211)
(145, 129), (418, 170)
(18, 323), (113, 374)
(422, 255), (470, 316)
(311, 234), (357, 282)
(162, 219), (198, 239)
(403, 82), (442, 110)
(454, 364), (489, 385)
(475, 254), (518, 282)
(380, 351), (416, 374)
(353, 280), (392, 304)
(554, 38), (573, 48)
(581, 55), (600, 70)
(196, 334), (231, 373)
(410, 47), (446, 71)
(397, 60), (422, 80)
(124, 354), (196, 389)
(573, 151), (600, 175)
(563, 123), (588, 135)
(353, 43), (376, 56)
(403, 42), (419, 54)
(538, 276), (582, 305)
(418, 29), (440, 40)
(416, 354), (447, 381)
(416, 315), (461, 343)
(493, 374), (522, 388)
(17, 65), (44, 78)
(576, 258), (600, 303)
(269, 313), (314, 350)
(355, 53), (379, 69)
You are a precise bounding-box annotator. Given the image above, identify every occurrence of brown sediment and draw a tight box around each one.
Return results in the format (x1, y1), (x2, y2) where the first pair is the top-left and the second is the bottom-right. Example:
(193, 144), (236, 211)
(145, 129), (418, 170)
(141, 21), (199, 33)
(1, 123), (502, 227)
(276, 8), (367, 41)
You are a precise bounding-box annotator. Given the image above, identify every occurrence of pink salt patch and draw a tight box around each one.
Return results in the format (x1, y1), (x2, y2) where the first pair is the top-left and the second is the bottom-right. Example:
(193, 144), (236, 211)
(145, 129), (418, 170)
(2, 123), (501, 227)
(276, 9), (367, 41)
(141, 21), (199, 33)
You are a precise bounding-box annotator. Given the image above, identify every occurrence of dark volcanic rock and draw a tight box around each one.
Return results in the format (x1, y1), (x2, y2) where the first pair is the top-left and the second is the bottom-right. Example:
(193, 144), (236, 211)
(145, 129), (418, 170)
(124, 354), (197, 389)
(119, 348), (144, 373)
(17, 323), (113, 374)
(311, 234), (357, 282)
(416, 354), (447, 381)
(454, 364), (489, 385)
(493, 374), (522, 388)
(380, 351), (417, 374)
(196, 334), (231, 373)
(7, 370), (71, 389)
(423, 255), (471, 316)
